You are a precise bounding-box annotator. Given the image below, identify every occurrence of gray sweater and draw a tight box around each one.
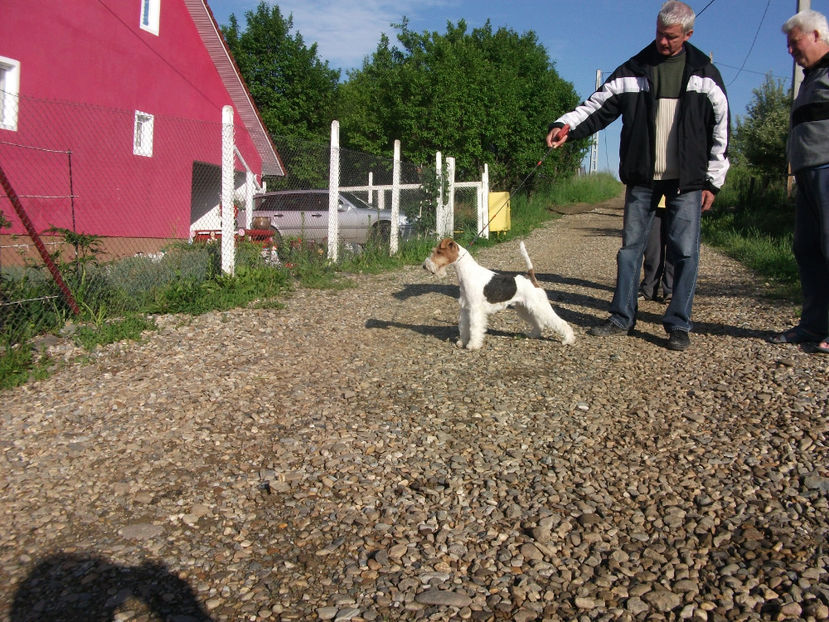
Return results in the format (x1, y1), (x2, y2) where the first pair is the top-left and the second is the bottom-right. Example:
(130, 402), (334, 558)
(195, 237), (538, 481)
(788, 52), (829, 173)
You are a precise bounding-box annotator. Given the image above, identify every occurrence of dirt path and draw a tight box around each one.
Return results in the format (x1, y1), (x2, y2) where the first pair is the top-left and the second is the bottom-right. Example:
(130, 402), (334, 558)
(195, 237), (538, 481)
(2, 196), (827, 621)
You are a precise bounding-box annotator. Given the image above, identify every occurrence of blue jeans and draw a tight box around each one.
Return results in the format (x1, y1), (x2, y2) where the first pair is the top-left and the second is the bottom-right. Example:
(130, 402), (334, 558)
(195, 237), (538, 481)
(608, 182), (702, 333)
(793, 165), (829, 337)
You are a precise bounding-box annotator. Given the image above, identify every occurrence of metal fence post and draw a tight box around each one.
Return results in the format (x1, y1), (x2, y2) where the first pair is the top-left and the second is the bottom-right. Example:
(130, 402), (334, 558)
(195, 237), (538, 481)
(435, 151), (445, 237)
(367, 171), (374, 206)
(479, 163), (490, 239)
(328, 120), (340, 261)
(445, 156), (455, 237)
(390, 139), (401, 255)
(243, 170), (254, 229)
(221, 105), (235, 275)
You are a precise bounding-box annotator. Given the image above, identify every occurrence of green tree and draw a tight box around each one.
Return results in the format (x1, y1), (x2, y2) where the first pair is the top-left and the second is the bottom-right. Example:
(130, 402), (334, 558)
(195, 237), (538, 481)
(732, 73), (791, 182)
(222, 2), (340, 141)
(337, 19), (585, 190)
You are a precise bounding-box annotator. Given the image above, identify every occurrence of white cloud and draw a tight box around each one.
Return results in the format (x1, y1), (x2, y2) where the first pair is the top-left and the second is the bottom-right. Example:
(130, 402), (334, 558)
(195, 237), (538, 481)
(212, 0), (469, 72)
(275, 0), (456, 72)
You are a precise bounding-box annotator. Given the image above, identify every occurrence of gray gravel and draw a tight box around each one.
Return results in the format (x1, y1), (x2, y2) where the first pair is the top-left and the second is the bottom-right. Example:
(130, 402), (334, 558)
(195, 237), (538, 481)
(2, 196), (827, 622)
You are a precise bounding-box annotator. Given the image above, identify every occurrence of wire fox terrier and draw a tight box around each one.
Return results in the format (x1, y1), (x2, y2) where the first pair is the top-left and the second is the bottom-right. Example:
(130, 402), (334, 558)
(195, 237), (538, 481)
(422, 238), (575, 350)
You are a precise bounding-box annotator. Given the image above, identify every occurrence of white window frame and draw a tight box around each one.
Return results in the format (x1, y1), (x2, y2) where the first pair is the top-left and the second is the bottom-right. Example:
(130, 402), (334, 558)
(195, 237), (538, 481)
(0, 56), (21, 132)
(140, 0), (161, 36)
(133, 111), (154, 157)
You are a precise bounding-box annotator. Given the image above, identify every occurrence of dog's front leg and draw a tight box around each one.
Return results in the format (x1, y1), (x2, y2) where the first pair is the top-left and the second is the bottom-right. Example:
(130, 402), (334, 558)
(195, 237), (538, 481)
(464, 308), (487, 350)
(457, 307), (471, 348)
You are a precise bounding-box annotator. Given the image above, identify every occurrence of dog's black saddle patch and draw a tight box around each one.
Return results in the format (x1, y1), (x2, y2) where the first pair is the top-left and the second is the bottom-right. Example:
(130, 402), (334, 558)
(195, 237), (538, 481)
(483, 273), (517, 303)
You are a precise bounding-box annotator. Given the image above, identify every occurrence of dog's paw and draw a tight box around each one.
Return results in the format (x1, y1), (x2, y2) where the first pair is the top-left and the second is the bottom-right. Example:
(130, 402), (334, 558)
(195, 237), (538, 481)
(561, 331), (576, 345)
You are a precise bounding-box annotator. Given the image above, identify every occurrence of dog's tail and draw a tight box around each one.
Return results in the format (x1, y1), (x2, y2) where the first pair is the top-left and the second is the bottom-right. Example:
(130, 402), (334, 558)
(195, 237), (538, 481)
(519, 241), (541, 288)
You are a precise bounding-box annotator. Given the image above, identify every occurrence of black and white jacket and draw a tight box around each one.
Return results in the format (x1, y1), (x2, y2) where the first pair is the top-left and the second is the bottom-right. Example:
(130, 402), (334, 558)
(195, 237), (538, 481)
(788, 52), (829, 174)
(552, 42), (730, 194)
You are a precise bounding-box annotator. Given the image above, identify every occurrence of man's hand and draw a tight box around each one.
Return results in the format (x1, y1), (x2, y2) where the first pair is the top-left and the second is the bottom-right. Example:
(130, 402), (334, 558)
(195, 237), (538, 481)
(546, 124), (570, 149)
(701, 190), (715, 212)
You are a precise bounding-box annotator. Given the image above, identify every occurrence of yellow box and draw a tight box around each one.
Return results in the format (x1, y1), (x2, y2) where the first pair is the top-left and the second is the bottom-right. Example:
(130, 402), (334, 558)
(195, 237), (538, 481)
(488, 191), (511, 232)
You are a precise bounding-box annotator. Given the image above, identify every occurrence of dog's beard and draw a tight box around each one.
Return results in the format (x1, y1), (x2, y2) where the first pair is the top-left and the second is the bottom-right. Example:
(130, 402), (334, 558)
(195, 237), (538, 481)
(422, 258), (447, 277)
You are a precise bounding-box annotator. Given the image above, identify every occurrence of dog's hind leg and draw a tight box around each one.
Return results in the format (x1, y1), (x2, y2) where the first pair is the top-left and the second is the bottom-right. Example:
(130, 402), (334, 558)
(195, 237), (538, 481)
(516, 304), (543, 338)
(541, 305), (576, 344)
(526, 289), (576, 344)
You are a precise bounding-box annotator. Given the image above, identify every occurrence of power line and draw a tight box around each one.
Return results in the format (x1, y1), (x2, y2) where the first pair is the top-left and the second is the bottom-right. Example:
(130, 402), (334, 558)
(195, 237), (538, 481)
(726, 0), (773, 87)
(695, 0), (718, 18)
(716, 62), (790, 84)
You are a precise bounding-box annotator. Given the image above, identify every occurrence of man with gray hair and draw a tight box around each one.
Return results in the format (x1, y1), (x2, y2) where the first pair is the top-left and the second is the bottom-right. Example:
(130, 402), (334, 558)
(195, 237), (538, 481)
(769, 10), (829, 353)
(546, 1), (730, 351)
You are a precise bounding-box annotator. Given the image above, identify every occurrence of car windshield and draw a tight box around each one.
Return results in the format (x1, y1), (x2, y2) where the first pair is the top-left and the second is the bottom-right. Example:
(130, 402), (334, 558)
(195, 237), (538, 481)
(340, 191), (376, 210)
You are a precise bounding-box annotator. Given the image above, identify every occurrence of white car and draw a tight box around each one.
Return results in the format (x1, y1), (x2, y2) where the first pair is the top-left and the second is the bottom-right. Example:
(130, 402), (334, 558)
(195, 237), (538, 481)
(240, 189), (412, 246)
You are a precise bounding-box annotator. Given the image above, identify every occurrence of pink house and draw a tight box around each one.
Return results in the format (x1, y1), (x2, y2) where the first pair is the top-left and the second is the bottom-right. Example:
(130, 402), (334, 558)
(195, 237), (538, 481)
(0, 0), (283, 256)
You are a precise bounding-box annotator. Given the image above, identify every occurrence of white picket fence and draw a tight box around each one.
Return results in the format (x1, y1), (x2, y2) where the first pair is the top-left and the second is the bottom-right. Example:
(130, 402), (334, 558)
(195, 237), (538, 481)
(219, 114), (491, 270)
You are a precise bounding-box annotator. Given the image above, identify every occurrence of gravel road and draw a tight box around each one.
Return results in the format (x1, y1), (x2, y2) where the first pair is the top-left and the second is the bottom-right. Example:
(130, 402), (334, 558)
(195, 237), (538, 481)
(1, 196), (827, 622)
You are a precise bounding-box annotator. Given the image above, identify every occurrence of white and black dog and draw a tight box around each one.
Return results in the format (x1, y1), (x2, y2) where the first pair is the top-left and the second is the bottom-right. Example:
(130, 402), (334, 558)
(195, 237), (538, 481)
(422, 238), (575, 350)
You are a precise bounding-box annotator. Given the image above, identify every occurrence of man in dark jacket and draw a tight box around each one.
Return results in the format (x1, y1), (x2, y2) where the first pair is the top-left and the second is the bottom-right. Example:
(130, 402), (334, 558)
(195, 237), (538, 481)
(769, 10), (829, 353)
(547, 0), (729, 351)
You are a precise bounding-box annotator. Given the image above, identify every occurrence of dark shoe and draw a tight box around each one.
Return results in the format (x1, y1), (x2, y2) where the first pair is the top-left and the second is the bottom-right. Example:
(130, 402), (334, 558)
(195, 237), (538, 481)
(767, 326), (820, 344)
(588, 319), (631, 336)
(667, 330), (690, 351)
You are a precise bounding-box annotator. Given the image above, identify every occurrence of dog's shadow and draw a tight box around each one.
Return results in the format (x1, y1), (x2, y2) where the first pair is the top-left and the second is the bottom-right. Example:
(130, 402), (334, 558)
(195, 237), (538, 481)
(375, 276), (589, 342)
(365, 317), (531, 343)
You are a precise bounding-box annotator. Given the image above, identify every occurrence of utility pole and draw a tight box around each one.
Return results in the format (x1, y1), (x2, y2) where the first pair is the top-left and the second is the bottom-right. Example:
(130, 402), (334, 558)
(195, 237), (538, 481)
(589, 69), (601, 174)
(789, 0), (810, 197)
(792, 0), (811, 97)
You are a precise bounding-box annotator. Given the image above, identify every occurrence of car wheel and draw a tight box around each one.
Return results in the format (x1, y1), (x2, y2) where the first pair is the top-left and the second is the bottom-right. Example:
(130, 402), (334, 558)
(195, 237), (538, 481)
(368, 221), (391, 246)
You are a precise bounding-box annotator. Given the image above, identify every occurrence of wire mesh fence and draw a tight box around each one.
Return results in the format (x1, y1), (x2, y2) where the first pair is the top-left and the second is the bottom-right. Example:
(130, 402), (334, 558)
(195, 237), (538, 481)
(1, 93), (489, 350)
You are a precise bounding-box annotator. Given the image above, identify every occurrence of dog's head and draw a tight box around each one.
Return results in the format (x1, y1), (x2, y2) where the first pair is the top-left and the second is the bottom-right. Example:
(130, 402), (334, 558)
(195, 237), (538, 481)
(422, 238), (461, 277)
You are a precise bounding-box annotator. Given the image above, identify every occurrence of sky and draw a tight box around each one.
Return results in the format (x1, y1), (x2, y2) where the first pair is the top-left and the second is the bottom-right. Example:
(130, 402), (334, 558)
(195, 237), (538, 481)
(206, 0), (826, 179)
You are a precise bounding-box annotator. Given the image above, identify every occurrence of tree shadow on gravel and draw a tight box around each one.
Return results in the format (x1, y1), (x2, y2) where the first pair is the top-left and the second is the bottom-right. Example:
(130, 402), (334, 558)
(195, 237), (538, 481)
(11, 552), (212, 622)
(620, 307), (773, 342)
(535, 271), (614, 295)
(689, 318), (777, 341)
(578, 225), (623, 238)
(392, 282), (458, 301)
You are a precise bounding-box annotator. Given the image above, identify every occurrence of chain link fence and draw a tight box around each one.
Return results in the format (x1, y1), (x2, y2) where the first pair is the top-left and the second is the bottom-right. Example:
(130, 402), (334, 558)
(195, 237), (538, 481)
(1, 93), (493, 351)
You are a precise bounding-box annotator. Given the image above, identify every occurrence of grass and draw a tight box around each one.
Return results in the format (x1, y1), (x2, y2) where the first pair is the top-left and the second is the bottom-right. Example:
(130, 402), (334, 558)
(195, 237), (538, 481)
(4, 165), (798, 390)
(0, 342), (51, 391)
(2, 170), (708, 391)
(701, 166), (799, 300)
(542, 172), (624, 206)
(71, 314), (158, 351)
